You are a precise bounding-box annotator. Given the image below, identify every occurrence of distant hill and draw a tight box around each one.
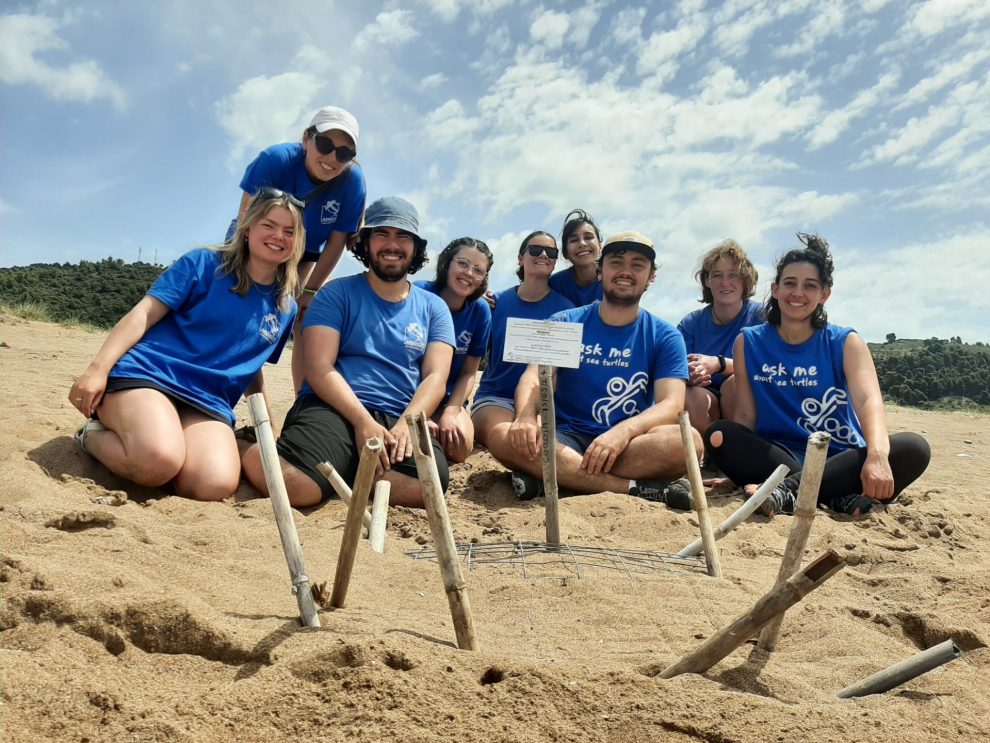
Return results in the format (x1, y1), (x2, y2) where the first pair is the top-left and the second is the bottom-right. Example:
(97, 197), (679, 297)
(869, 337), (990, 410)
(0, 258), (164, 329)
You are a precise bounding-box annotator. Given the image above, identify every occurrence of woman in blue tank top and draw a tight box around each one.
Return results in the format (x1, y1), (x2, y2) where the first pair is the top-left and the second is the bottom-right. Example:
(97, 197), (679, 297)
(704, 234), (930, 516)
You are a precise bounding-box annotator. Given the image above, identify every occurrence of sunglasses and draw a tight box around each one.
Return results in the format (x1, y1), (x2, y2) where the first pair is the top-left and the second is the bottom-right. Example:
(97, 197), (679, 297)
(257, 187), (305, 210)
(525, 245), (559, 260)
(309, 131), (356, 162)
(452, 256), (488, 279)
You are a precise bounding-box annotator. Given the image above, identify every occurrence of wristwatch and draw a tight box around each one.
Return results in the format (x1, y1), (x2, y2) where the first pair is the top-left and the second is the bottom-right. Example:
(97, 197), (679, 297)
(717, 354), (726, 373)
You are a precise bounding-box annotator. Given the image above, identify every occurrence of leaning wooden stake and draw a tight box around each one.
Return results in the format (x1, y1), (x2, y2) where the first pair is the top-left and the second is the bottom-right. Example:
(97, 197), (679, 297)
(758, 431), (831, 651)
(678, 411), (721, 577)
(369, 481), (390, 553)
(837, 639), (963, 698)
(316, 461), (372, 531)
(677, 465), (790, 557)
(660, 550), (844, 678)
(406, 412), (478, 651)
(329, 438), (381, 609)
(538, 365), (561, 547)
(247, 394), (320, 628)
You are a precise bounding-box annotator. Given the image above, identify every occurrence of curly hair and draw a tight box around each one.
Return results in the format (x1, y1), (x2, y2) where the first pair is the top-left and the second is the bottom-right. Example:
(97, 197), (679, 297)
(516, 230), (556, 282)
(432, 237), (494, 303)
(349, 228), (430, 276)
(765, 233), (834, 329)
(695, 238), (759, 304)
(560, 208), (602, 260)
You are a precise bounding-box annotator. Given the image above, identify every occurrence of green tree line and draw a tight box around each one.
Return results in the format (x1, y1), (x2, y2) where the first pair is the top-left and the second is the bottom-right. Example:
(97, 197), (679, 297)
(869, 338), (990, 410)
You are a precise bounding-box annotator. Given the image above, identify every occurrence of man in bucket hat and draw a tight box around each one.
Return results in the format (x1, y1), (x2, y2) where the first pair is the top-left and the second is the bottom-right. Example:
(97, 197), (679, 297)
(241, 197), (455, 508)
(493, 231), (700, 506)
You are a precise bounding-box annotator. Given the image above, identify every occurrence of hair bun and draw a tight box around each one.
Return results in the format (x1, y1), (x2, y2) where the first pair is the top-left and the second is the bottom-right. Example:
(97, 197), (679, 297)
(797, 232), (829, 254)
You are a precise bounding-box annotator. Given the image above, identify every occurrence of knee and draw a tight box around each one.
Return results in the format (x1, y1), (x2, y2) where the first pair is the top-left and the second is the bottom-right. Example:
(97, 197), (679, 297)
(175, 476), (237, 502)
(130, 444), (184, 487)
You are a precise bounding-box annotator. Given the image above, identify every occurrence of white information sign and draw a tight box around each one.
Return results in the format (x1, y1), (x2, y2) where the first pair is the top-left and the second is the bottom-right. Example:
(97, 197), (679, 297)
(503, 318), (582, 369)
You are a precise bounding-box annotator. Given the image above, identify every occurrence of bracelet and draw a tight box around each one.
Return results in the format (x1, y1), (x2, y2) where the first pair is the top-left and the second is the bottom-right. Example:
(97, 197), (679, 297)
(301, 286), (318, 296)
(717, 354), (726, 373)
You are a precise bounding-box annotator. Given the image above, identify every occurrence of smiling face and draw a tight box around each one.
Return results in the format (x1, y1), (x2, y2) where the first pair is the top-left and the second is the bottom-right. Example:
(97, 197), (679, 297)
(444, 246), (490, 302)
(600, 250), (655, 307)
(705, 256), (745, 310)
(246, 205), (297, 273)
(303, 128), (355, 182)
(771, 260), (831, 324)
(518, 234), (558, 281)
(564, 222), (601, 267)
(368, 226), (416, 282)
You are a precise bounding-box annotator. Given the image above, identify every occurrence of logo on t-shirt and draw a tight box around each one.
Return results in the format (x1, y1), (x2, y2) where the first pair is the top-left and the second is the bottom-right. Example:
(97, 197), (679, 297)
(321, 199), (341, 225)
(456, 329), (472, 354)
(404, 322), (427, 352)
(591, 372), (649, 426)
(798, 386), (863, 447)
(259, 313), (281, 344)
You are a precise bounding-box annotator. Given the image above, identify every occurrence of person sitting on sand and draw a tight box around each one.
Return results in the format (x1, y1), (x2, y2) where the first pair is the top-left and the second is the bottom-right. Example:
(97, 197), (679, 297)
(677, 239), (764, 434)
(415, 237), (493, 464)
(548, 208), (605, 307)
(493, 231), (699, 506)
(227, 106), (366, 391)
(471, 231), (574, 496)
(240, 197), (454, 509)
(704, 234), (931, 516)
(69, 189), (303, 501)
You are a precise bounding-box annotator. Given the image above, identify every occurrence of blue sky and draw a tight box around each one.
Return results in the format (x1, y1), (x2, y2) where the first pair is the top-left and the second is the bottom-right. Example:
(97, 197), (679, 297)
(2, 0), (988, 342)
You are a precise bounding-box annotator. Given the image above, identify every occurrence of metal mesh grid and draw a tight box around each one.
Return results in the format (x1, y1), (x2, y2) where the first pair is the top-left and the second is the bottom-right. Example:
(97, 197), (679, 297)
(407, 541), (709, 582)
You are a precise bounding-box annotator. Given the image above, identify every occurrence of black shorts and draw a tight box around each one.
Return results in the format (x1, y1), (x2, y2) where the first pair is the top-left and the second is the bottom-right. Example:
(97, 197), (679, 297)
(104, 377), (229, 424)
(276, 394), (449, 502)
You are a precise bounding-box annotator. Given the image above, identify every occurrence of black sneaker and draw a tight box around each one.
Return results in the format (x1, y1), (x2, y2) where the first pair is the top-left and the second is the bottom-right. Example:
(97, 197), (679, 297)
(511, 471), (543, 501)
(629, 478), (693, 510)
(760, 474), (799, 518)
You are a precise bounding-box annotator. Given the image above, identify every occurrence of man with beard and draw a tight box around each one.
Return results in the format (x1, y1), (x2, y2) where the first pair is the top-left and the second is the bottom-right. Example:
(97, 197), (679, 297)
(241, 197), (454, 508)
(494, 231), (700, 506)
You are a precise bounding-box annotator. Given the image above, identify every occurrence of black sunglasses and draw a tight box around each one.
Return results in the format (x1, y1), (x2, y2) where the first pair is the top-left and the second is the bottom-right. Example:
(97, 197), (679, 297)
(309, 131), (356, 162)
(257, 187), (305, 210)
(525, 245), (559, 259)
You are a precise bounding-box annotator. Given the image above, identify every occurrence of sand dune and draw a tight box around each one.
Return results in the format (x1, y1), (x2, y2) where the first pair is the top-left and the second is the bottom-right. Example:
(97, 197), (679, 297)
(1, 312), (987, 742)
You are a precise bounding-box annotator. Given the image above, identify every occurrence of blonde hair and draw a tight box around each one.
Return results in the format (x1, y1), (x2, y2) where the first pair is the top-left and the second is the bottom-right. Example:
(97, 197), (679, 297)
(695, 238), (758, 304)
(217, 193), (305, 311)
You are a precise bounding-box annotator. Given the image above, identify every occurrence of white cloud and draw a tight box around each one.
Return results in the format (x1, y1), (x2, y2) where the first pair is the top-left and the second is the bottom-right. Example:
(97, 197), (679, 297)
(353, 9), (419, 53)
(529, 9), (570, 50)
(773, 2), (846, 59)
(908, 0), (990, 38)
(420, 72), (448, 90)
(419, 0), (462, 23)
(214, 72), (324, 164)
(636, 18), (707, 77)
(0, 13), (125, 109)
(807, 70), (901, 150)
(896, 48), (990, 110)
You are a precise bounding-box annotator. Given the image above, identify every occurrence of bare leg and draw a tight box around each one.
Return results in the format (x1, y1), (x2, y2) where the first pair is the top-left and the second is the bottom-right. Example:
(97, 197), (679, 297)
(87, 389), (185, 486)
(719, 375), (738, 421)
(240, 442), (324, 508)
(434, 406), (475, 464)
(471, 405), (514, 450)
(381, 471), (427, 508)
(173, 409), (241, 501)
(685, 386), (720, 435)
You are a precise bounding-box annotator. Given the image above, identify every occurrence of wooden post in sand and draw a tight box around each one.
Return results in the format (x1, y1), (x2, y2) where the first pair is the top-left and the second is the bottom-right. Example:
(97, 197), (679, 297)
(316, 462), (372, 531)
(406, 412), (478, 651)
(659, 550), (844, 679)
(538, 365), (561, 547)
(677, 411), (721, 578)
(677, 464), (790, 557)
(758, 431), (831, 652)
(837, 639), (963, 698)
(330, 438), (381, 609)
(247, 394), (320, 628)
(368, 481), (390, 553)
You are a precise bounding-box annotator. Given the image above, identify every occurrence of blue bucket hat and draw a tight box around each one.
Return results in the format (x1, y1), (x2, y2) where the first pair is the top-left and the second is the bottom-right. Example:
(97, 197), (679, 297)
(363, 197), (423, 242)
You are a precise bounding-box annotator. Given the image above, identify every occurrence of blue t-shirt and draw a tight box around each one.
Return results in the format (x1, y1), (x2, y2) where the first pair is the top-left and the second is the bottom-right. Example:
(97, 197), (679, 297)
(677, 300), (765, 389)
(233, 142), (366, 257)
(742, 323), (866, 460)
(110, 249), (296, 426)
(415, 281), (492, 402)
(476, 287), (575, 400)
(301, 274), (456, 418)
(551, 303), (688, 437)
(549, 268), (604, 307)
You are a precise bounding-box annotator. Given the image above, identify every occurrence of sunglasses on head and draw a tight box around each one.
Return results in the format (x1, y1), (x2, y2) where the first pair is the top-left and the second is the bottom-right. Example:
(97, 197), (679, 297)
(257, 187), (305, 210)
(309, 131), (356, 162)
(525, 244), (559, 260)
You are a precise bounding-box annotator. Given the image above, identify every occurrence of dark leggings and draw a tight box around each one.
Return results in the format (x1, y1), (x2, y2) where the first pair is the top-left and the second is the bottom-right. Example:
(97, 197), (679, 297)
(704, 421), (931, 507)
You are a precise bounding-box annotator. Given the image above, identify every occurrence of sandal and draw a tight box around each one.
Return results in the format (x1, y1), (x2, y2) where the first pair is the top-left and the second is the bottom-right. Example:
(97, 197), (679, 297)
(74, 419), (106, 454)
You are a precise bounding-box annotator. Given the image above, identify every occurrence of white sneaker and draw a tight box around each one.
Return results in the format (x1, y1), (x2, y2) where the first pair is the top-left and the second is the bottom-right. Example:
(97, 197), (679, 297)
(74, 419), (106, 454)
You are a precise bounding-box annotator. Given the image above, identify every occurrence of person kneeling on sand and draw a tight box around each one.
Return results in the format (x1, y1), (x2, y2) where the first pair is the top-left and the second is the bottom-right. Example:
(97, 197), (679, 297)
(240, 197), (455, 509)
(488, 231), (701, 506)
(69, 190), (303, 501)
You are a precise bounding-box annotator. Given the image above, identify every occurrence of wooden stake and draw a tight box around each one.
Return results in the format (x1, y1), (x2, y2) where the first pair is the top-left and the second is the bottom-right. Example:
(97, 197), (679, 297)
(329, 437), (381, 609)
(316, 461), (372, 531)
(837, 639), (963, 698)
(247, 394), (320, 628)
(677, 464), (790, 557)
(406, 412), (478, 651)
(369, 480), (390, 553)
(538, 364), (560, 547)
(659, 550), (844, 678)
(758, 431), (831, 651)
(677, 411), (721, 578)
